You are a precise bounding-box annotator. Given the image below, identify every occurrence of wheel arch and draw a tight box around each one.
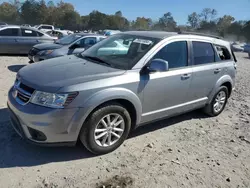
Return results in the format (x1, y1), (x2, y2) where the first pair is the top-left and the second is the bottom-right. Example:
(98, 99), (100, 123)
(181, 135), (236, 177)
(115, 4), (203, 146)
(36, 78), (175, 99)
(75, 88), (142, 137)
(208, 75), (234, 104)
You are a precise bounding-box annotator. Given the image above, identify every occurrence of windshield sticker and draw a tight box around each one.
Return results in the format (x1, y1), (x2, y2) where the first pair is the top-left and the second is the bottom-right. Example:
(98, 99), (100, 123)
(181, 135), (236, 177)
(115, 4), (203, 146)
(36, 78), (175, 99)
(24, 30), (32, 33)
(133, 39), (152, 45)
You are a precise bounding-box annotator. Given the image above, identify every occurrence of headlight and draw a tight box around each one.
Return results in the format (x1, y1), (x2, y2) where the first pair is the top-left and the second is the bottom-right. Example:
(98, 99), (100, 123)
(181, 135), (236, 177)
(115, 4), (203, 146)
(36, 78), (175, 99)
(40, 50), (54, 56)
(30, 91), (78, 108)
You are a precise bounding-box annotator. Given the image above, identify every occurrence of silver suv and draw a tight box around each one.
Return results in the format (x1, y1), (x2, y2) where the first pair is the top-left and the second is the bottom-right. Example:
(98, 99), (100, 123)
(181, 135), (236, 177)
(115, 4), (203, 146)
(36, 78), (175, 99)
(7, 31), (237, 154)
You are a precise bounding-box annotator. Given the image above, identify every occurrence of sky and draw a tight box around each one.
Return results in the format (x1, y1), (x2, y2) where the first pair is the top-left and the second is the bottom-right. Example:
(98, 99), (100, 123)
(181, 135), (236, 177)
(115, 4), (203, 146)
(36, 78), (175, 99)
(1, 0), (250, 24)
(59, 0), (250, 24)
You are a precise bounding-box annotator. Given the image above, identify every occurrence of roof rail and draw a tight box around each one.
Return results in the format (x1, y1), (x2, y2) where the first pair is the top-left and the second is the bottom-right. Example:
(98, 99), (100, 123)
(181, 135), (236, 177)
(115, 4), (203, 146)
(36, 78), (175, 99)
(178, 31), (223, 39)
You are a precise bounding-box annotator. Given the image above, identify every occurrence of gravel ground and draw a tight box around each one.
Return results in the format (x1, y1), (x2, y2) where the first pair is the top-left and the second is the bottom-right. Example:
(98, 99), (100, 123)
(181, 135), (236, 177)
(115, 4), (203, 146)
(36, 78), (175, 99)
(0, 53), (249, 188)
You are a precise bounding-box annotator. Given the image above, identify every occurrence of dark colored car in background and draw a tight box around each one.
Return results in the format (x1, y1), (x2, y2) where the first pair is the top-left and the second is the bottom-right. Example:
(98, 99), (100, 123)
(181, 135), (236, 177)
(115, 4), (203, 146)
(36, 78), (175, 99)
(0, 25), (56, 54)
(28, 33), (105, 62)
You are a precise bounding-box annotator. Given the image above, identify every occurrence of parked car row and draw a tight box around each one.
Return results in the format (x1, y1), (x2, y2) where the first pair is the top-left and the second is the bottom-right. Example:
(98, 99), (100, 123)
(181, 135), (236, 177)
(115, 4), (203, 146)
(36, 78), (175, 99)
(29, 33), (106, 62)
(0, 25), (57, 54)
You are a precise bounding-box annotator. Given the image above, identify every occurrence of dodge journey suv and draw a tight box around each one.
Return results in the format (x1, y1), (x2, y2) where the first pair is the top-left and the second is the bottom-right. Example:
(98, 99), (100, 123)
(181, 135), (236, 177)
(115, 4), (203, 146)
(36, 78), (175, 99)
(8, 31), (236, 154)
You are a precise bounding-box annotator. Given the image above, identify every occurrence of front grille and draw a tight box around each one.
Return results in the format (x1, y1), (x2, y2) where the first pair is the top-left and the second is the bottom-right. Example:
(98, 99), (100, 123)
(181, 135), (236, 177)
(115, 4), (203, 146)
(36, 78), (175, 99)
(29, 48), (39, 56)
(14, 80), (35, 105)
(19, 83), (35, 94)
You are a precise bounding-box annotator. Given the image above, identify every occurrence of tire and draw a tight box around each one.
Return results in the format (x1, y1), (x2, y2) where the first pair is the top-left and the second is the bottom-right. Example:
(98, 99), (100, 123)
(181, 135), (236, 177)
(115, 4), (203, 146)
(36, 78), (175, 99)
(79, 103), (131, 155)
(248, 52), (250, 59)
(203, 86), (228, 117)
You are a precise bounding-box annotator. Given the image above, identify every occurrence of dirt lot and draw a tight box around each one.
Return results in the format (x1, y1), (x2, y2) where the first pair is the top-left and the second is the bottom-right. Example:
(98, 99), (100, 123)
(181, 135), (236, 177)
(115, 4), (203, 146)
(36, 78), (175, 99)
(0, 53), (250, 188)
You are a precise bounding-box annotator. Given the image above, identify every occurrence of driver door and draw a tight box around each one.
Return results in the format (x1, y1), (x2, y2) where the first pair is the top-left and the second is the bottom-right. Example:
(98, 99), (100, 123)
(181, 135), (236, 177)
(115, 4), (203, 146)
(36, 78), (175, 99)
(141, 40), (193, 123)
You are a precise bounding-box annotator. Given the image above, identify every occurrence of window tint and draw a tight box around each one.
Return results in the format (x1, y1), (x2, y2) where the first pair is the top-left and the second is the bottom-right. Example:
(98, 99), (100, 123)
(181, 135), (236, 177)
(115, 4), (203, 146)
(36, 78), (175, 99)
(192, 41), (215, 65)
(215, 45), (231, 61)
(0, 28), (19, 36)
(41, 26), (53, 30)
(21, 29), (38, 37)
(153, 41), (188, 69)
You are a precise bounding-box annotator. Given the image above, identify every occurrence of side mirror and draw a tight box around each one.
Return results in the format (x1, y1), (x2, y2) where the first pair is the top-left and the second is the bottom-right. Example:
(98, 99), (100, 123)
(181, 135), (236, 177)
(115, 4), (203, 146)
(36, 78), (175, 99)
(148, 59), (169, 72)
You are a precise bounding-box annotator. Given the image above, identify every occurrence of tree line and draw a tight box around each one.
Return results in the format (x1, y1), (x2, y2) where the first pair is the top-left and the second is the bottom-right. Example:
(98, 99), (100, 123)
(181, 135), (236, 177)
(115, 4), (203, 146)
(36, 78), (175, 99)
(0, 0), (249, 42)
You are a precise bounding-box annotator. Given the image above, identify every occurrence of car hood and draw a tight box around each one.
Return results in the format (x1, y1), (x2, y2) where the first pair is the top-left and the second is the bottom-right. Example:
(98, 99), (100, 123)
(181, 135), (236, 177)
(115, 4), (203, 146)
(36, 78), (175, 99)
(33, 43), (63, 50)
(18, 55), (126, 93)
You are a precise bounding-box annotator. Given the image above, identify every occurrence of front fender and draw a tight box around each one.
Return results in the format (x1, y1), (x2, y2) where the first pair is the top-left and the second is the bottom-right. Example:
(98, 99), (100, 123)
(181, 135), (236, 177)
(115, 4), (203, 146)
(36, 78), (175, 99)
(69, 88), (142, 135)
(80, 88), (142, 124)
(208, 75), (233, 104)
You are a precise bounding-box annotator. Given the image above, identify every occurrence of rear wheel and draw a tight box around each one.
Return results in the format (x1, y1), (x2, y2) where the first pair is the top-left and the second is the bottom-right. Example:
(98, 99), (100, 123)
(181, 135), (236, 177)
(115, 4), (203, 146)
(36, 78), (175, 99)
(204, 86), (228, 117)
(80, 103), (131, 155)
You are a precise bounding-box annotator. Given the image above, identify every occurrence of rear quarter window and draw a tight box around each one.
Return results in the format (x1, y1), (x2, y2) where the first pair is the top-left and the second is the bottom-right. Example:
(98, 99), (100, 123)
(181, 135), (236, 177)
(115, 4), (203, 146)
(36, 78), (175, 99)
(214, 45), (231, 61)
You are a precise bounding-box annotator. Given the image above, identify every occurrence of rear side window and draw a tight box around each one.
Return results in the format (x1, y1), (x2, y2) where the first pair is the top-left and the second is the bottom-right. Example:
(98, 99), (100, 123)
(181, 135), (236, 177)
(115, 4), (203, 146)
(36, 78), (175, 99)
(0, 28), (19, 36)
(214, 45), (231, 61)
(192, 41), (215, 65)
(21, 29), (38, 37)
(153, 41), (188, 69)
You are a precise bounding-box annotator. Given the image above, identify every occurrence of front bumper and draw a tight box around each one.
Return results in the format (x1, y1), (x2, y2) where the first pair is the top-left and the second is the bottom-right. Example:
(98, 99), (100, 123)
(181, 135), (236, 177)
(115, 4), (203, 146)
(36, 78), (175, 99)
(7, 88), (80, 146)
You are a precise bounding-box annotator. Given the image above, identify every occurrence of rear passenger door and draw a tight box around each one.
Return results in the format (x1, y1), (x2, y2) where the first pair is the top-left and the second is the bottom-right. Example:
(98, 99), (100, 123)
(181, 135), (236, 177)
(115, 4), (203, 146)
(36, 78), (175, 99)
(18, 28), (40, 54)
(189, 41), (222, 106)
(141, 40), (193, 123)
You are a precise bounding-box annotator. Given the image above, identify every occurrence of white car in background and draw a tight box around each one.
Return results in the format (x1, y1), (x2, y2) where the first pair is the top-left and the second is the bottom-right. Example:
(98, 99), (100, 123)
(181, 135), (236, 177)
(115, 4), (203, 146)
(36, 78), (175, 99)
(34, 24), (54, 33)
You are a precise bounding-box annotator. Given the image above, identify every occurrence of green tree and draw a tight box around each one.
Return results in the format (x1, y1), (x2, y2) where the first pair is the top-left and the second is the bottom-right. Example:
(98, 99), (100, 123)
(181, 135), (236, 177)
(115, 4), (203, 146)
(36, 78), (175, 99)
(132, 17), (152, 30)
(115, 11), (122, 17)
(187, 12), (200, 29)
(158, 12), (177, 31)
(199, 8), (217, 22)
(0, 2), (19, 23)
(217, 15), (235, 36)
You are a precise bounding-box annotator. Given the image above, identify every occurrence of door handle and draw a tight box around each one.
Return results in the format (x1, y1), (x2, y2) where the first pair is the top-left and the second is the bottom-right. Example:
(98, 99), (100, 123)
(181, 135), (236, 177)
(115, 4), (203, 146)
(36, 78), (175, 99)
(214, 68), (221, 74)
(14, 39), (18, 42)
(181, 73), (191, 80)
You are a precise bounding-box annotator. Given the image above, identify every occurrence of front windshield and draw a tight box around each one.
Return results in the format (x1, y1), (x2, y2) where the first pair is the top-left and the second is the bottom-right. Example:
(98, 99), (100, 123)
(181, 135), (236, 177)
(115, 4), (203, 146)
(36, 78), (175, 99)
(81, 34), (160, 70)
(55, 34), (82, 45)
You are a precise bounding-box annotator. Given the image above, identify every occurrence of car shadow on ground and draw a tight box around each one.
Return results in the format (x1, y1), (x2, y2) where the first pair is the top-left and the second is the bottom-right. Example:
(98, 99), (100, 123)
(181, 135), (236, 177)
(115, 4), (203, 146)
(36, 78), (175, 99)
(8, 65), (26, 72)
(129, 110), (208, 139)
(0, 107), (208, 168)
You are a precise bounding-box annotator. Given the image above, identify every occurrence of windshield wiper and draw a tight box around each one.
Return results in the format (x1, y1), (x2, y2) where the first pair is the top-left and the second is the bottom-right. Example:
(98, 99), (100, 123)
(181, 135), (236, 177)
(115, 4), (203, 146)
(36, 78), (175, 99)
(82, 55), (112, 67)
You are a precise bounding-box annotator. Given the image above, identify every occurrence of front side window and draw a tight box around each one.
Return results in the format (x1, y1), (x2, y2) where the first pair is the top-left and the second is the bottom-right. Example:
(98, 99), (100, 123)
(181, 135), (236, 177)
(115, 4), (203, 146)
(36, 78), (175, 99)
(153, 41), (188, 69)
(0, 28), (19, 36)
(192, 41), (215, 65)
(21, 29), (38, 37)
(81, 34), (160, 70)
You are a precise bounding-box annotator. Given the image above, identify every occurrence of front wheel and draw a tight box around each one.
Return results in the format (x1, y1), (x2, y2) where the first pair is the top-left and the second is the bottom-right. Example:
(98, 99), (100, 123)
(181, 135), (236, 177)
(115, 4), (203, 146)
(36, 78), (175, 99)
(203, 86), (228, 117)
(79, 103), (131, 155)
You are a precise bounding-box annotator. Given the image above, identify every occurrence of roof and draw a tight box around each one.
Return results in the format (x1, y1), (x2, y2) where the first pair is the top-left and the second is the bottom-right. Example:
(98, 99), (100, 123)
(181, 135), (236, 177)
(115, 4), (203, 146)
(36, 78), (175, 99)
(74, 33), (102, 37)
(123, 31), (178, 39)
